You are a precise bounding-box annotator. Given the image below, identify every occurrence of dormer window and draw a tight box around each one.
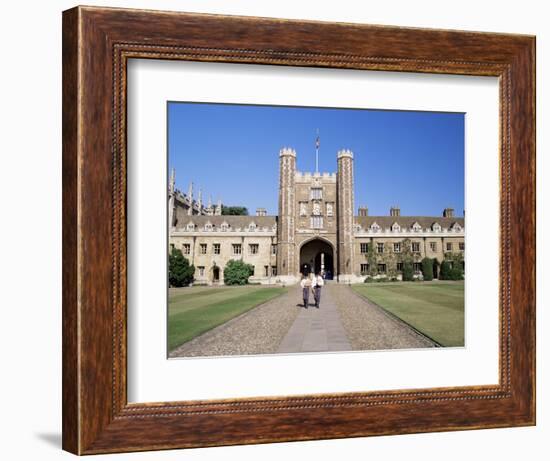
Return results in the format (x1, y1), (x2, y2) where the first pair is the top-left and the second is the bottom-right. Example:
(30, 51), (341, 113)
(391, 222), (401, 232)
(186, 222), (195, 231)
(451, 222), (462, 232)
(204, 221), (213, 231)
(432, 222), (442, 232)
(220, 221), (229, 231)
(412, 222), (422, 232)
(370, 222), (380, 232)
(248, 222), (257, 231)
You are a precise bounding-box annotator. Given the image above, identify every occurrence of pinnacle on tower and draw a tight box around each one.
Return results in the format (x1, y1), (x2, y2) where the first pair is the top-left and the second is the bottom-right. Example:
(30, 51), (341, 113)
(279, 147), (296, 157)
(169, 168), (176, 193)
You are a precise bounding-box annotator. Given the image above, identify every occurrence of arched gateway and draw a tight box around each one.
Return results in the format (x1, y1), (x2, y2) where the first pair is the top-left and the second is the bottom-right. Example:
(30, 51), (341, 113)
(299, 238), (334, 280)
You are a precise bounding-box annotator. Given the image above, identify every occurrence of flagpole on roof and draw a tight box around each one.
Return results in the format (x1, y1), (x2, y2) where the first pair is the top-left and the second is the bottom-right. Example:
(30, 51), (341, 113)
(315, 128), (320, 173)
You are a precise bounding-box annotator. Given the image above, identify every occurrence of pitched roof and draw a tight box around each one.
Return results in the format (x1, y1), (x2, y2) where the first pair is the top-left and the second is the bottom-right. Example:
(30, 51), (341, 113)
(175, 214), (464, 231)
(176, 215), (277, 229)
(354, 216), (465, 230)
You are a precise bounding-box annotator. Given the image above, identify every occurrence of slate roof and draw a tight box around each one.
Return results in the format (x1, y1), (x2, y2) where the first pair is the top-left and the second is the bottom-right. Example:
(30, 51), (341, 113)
(176, 215), (277, 229)
(175, 214), (464, 231)
(354, 216), (465, 230)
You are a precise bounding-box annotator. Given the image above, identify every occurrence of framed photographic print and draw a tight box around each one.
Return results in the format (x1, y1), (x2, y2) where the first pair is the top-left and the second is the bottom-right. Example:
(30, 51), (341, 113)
(62, 5), (535, 455)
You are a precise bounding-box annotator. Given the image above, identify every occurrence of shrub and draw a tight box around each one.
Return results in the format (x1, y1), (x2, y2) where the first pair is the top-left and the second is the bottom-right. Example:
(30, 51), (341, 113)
(440, 260), (452, 280)
(421, 257), (434, 281)
(432, 258), (440, 279)
(450, 266), (464, 280)
(168, 248), (195, 287)
(224, 259), (254, 285)
(402, 260), (414, 281)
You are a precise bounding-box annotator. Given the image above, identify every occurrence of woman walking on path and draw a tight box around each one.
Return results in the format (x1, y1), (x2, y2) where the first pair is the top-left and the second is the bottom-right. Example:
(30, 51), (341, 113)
(312, 271), (324, 308)
(300, 274), (312, 308)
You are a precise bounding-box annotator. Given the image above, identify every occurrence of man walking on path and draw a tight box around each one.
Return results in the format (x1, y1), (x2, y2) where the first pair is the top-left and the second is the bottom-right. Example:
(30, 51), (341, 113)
(312, 271), (324, 308)
(300, 274), (312, 308)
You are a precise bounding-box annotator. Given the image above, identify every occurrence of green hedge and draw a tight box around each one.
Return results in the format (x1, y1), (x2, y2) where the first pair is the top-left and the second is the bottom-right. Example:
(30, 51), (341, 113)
(421, 257), (434, 281)
(402, 261), (414, 281)
(169, 248), (195, 287)
(224, 259), (255, 285)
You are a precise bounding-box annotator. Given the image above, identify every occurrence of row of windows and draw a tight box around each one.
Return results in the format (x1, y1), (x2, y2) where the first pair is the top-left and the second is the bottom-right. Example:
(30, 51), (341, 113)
(359, 241), (464, 254)
(360, 260), (465, 275)
(196, 265), (278, 277)
(360, 262), (423, 275)
(178, 243), (277, 256)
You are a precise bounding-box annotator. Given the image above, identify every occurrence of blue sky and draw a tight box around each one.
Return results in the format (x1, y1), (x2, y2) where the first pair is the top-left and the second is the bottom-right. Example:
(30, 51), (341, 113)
(168, 102), (464, 217)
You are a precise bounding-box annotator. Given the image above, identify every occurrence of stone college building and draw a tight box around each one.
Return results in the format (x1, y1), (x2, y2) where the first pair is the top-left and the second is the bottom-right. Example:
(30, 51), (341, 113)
(169, 147), (465, 285)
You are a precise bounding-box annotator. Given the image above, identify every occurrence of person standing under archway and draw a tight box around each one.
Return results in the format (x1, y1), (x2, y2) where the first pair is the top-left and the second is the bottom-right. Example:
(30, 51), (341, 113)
(312, 271), (324, 308)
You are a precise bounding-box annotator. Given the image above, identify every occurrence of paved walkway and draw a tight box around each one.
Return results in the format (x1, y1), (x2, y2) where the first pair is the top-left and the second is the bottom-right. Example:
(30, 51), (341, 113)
(277, 286), (351, 353)
(169, 287), (301, 358)
(170, 283), (435, 358)
(330, 284), (436, 350)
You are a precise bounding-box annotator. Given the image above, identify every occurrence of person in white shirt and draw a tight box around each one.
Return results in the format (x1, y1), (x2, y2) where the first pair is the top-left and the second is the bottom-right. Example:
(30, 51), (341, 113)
(300, 274), (312, 308)
(312, 271), (324, 308)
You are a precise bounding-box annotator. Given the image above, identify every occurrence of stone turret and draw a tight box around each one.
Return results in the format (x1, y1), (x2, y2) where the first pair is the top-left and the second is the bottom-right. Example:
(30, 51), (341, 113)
(187, 182), (194, 215)
(168, 168), (176, 228)
(277, 147), (297, 282)
(215, 198), (222, 216)
(337, 149), (355, 282)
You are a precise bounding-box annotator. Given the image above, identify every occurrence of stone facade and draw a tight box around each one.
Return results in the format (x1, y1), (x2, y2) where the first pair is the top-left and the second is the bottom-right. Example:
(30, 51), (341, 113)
(169, 148), (465, 285)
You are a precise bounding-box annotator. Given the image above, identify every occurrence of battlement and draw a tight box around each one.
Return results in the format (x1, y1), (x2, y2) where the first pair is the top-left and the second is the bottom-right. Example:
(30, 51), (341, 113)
(279, 147), (297, 157)
(338, 149), (353, 159)
(295, 171), (336, 181)
(337, 149), (354, 159)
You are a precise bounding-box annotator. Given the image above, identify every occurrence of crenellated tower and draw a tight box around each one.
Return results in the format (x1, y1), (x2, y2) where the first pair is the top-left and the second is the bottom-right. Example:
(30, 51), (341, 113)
(277, 147), (297, 282)
(336, 149), (355, 281)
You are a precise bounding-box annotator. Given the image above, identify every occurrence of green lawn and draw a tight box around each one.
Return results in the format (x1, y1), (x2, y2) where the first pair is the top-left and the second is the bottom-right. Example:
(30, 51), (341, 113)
(352, 281), (464, 347)
(168, 285), (287, 352)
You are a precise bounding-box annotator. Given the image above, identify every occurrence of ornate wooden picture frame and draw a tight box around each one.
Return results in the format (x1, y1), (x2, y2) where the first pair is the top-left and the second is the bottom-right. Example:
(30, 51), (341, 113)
(62, 6), (535, 454)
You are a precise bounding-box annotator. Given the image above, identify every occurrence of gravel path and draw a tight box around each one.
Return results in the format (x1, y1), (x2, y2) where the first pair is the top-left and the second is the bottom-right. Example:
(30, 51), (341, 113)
(169, 287), (301, 358)
(328, 284), (436, 350)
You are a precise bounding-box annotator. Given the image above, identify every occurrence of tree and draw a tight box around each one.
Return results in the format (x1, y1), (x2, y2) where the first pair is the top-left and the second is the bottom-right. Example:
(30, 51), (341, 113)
(432, 258), (440, 279)
(440, 260), (452, 280)
(444, 252), (465, 280)
(383, 241), (398, 279)
(366, 240), (378, 277)
(224, 259), (254, 285)
(401, 238), (415, 281)
(168, 248), (195, 287)
(402, 261), (414, 281)
(421, 257), (433, 281)
(222, 205), (249, 216)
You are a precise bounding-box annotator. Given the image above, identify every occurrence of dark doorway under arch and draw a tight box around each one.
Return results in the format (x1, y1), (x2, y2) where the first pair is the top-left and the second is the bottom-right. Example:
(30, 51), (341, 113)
(299, 239), (334, 279)
(212, 266), (220, 283)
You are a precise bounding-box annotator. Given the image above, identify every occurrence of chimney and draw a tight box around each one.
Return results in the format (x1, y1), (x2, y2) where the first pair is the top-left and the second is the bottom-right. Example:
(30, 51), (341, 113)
(358, 206), (368, 217)
(443, 207), (455, 218)
(256, 208), (266, 217)
(390, 206), (400, 217)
